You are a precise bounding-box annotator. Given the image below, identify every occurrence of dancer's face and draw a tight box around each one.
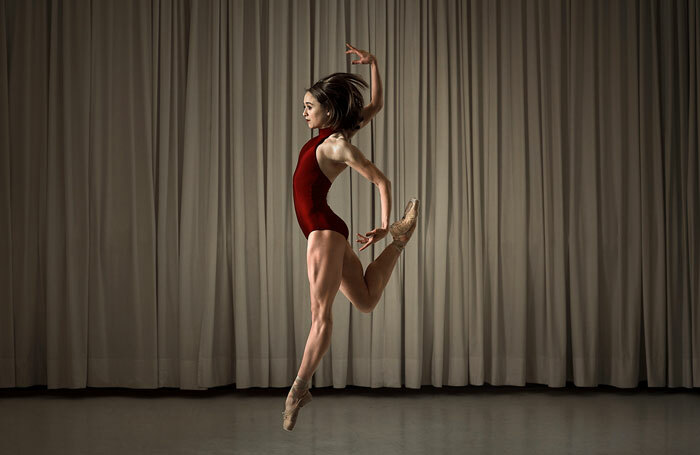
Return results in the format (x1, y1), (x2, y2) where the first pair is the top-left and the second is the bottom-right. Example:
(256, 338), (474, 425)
(303, 92), (330, 129)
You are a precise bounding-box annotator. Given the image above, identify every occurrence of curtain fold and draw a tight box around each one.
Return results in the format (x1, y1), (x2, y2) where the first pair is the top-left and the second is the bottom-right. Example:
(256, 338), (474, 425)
(0, 0), (697, 390)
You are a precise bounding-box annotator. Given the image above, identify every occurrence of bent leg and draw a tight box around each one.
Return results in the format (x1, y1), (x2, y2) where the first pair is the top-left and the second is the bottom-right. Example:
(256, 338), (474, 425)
(339, 238), (402, 313)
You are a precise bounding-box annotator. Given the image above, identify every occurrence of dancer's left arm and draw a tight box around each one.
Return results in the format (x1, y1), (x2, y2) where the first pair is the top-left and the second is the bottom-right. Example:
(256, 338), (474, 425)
(330, 141), (391, 251)
(346, 43), (383, 131)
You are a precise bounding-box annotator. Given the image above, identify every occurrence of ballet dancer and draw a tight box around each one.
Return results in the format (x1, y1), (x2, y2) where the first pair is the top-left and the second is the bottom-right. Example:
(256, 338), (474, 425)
(283, 43), (419, 431)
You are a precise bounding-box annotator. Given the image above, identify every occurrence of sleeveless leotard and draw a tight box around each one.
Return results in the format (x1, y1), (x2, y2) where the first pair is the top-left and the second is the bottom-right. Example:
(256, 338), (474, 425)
(293, 127), (349, 240)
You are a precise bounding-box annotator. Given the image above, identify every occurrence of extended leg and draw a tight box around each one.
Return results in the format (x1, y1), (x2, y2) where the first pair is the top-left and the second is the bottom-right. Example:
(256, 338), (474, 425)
(294, 230), (345, 384)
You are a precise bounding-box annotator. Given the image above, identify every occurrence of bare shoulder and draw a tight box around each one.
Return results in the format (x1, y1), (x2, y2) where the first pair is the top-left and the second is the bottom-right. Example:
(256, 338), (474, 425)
(322, 135), (386, 185)
(322, 134), (362, 164)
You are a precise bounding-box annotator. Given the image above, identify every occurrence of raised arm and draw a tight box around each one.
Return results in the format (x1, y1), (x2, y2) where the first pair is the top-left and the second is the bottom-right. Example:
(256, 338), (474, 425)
(365, 54), (383, 109)
(346, 43), (383, 131)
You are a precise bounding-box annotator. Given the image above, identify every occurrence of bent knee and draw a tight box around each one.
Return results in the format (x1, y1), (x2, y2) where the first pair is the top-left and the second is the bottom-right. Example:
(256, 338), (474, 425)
(355, 295), (378, 313)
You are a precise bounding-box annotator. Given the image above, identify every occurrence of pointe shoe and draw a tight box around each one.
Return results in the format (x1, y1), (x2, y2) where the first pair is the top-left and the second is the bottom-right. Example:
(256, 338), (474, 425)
(282, 387), (313, 431)
(389, 198), (419, 251)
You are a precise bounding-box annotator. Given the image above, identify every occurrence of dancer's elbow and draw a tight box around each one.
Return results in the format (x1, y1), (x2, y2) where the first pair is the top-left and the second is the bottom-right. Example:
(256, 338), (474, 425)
(376, 177), (391, 189)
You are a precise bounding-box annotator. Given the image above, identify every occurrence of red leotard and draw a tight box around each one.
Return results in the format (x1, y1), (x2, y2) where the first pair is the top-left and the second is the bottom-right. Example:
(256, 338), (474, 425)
(293, 127), (349, 240)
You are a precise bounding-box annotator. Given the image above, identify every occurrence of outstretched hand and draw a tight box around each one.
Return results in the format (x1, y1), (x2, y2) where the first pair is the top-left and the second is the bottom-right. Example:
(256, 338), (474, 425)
(356, 227), (388, 251)
(345, 43), (375, 65)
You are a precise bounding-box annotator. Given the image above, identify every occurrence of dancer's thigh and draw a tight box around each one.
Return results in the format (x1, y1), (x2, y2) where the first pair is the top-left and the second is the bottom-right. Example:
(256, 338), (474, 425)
(338, 239), (371, 312)
(306, 230), (347, 320)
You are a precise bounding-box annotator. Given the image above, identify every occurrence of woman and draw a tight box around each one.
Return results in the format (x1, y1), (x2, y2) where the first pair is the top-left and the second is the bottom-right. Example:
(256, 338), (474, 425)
(282, 43), (419, 431)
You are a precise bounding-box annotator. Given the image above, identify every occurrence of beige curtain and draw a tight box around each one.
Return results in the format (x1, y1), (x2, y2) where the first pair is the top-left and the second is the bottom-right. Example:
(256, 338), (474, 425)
(0, 0), (697, 390)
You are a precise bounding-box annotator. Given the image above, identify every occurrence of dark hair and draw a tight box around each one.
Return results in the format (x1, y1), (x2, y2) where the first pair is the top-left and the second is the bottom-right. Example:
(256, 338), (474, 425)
(306, 72), (368, 132)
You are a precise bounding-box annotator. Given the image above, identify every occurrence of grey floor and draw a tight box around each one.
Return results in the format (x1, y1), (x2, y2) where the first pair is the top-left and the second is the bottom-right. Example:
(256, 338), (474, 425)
(1, 384), (698, 455)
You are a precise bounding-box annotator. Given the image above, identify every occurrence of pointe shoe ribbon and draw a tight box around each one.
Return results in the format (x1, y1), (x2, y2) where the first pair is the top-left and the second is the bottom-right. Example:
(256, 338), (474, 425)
(282, 388), (313, 431)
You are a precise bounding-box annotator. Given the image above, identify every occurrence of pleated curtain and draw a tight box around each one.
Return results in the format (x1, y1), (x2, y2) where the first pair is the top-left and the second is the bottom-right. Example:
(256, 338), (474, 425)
(0, 0), (697, 390)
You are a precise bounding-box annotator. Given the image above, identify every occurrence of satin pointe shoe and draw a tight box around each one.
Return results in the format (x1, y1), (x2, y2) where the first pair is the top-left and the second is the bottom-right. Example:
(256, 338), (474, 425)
(389, 198), (419, 251)
(282, 383), (313, 431)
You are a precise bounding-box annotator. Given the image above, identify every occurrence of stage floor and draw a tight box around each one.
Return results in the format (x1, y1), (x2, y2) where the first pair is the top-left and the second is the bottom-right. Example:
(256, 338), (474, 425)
(1, 384), (698, 454)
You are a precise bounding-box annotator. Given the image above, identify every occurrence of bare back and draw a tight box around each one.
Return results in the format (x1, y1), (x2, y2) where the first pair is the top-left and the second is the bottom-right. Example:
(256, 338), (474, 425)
(316, 134), (351, 184)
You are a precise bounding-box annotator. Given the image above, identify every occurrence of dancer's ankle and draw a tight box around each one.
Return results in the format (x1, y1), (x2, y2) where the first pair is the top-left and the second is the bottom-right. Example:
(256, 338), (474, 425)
(390, 240), (406, 252)
(293, 375), (310, 389)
